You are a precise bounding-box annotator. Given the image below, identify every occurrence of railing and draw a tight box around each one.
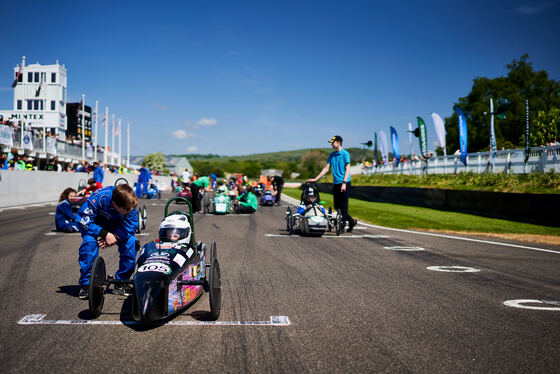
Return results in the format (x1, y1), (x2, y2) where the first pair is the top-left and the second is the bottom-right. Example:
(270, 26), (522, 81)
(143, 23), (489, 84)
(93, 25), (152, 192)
(1, 126), (121, 164)
(358, 145), (560, 175)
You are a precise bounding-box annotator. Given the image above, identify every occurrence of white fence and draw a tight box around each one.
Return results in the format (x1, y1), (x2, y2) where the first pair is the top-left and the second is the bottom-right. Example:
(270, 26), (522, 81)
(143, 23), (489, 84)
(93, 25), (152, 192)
(358, 145), (560, 175)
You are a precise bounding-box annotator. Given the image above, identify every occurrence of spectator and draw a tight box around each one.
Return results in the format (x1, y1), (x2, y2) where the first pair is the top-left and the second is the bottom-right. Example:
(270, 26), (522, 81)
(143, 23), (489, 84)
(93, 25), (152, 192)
(308, 135), (358, 232)
(181, 168), (192, 186)
(93, 161), (104, 183)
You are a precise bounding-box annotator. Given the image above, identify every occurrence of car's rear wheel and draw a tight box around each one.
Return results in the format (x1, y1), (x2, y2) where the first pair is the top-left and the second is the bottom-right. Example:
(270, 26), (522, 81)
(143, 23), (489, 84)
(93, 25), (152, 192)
(208, 257), (221, 320)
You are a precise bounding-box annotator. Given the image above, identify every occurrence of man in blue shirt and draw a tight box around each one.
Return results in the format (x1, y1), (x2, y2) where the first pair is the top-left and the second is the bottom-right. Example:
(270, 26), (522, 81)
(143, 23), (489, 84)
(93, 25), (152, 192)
(93, 161), (104, 184)
(308, 135), (358, 232)
(75, 184), (139, 299)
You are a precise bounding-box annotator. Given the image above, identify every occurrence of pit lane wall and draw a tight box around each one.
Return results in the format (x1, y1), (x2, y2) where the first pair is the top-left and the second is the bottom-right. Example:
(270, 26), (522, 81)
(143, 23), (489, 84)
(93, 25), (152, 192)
(314, 183), (559, 227)
(0, 170), (172, 209)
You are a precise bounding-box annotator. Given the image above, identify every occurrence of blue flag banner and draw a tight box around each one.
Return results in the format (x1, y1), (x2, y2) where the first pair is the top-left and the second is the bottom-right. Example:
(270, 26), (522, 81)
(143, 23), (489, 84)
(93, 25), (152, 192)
(456, 107), (468, 165)
(390, 126), (400, 166)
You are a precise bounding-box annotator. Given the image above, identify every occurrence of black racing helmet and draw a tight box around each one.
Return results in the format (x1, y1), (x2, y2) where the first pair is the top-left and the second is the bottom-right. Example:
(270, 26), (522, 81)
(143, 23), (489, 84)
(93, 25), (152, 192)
(302, 184), (319, 205)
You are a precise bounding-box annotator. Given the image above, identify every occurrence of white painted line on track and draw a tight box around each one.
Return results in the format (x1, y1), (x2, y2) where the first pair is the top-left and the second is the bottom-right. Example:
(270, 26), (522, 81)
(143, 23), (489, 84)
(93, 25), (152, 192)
(427, 266), (480, 273)
(0, 202), (57, 212)
(384, 246), (424, 251)
(18, 314), (291, 326)
(265, 234), (374, 238)
(48, 212), (55, 215)
(45, 232), (151, 236)
(283, 193), (560, 255)
(503, 300), (560, 311)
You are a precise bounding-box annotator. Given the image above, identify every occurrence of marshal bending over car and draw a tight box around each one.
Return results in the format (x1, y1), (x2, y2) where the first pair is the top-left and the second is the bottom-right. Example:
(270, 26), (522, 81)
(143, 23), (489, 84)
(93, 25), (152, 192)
(285, 182), (344, 236)
(88, 196), (222, 322)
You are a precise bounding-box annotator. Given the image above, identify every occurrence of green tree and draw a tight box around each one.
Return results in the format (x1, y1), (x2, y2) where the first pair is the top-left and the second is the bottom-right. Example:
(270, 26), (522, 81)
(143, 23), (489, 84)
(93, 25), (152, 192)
(531, 108), (560, 146)
(143, 152), (166, 171)
(445, 55), (560, 153)
(298, 150), (327, 178)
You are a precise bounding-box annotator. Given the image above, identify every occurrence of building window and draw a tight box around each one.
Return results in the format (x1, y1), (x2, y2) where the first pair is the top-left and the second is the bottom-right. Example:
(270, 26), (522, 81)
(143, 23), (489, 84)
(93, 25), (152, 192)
(27, 100), (32, 110)
(17, 100), (22, 110)
(34, 72), (39, 82)
(51, 100), (56, 110)
(28, 72), (33, 83)
(33, 100), (39, 110)
(51, 72), (56, 83)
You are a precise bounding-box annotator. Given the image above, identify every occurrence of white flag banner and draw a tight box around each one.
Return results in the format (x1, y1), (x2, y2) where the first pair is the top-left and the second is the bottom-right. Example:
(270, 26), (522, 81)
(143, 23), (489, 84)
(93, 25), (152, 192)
(379, 130), (388, 165)
(431, 112), (446, 156)
(22, 131), (33, 150)
(46, 137), (57, 154)
(0, 124), (14, 147)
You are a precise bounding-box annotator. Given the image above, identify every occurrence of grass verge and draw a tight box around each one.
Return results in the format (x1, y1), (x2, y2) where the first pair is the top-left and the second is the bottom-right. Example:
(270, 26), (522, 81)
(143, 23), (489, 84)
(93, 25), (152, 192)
(283, 188), (560, 244)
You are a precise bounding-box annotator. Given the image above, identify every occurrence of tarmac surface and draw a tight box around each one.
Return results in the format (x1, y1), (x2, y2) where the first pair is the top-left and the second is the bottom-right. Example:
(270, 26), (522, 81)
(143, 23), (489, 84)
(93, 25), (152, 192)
(1, 192), (559, 373)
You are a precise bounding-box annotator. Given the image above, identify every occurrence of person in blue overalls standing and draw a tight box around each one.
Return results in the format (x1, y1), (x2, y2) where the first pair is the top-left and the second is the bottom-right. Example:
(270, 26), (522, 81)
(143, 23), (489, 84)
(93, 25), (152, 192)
(93, 161), (104, 184)
(75, 184), (139, 299)
(136, 163), (151, 198)
(55, 187), (80, 232)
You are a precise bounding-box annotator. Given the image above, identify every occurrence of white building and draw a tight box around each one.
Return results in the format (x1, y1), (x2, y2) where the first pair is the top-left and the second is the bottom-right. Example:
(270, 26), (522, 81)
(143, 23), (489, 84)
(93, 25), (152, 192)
(0, 56), (68, 136)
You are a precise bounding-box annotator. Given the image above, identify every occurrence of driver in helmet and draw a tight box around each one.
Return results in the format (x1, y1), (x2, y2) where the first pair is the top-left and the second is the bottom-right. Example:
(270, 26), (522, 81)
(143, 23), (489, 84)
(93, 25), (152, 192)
(158, 214), (192, 247)
(297, 185), (325, 215)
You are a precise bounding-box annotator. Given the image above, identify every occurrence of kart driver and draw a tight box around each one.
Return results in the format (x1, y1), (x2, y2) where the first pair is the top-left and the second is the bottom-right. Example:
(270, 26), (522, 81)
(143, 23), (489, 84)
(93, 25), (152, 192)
(75, 184), (138, 299)
(297, 185), (325, 215)
(158, 214), (192, 247)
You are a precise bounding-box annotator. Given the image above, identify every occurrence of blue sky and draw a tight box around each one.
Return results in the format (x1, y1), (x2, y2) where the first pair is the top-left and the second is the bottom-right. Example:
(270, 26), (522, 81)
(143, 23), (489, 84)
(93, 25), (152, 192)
(1, 0), (558, 156)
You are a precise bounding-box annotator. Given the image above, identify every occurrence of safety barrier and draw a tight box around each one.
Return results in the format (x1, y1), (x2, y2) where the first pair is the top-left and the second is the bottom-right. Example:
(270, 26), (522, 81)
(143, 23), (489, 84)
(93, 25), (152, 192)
(0, 170), (171, 209)
(315, 182), (559, 227)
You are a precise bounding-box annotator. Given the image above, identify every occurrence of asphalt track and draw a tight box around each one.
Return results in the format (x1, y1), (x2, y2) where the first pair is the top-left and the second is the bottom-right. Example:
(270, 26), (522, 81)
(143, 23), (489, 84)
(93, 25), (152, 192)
(1, 193), (559, 373)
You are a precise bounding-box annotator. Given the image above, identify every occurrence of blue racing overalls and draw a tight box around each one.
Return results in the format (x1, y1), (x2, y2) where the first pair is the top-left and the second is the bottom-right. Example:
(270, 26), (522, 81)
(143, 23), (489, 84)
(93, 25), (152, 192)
(76, 186), (138, 286)
(55, 199), (80, 232)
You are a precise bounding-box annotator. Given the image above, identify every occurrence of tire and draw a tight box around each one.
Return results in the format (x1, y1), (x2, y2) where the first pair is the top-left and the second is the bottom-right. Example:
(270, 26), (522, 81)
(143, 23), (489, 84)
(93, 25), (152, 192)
(210, 242), (217, 262)
(336, 209), (342, 236)
(89, 256), (106, 318)
(286, 207), (292, 234)
(208, 257), (221, 320)
(141, 205), (147, 230)
(136, 210), (142, 233)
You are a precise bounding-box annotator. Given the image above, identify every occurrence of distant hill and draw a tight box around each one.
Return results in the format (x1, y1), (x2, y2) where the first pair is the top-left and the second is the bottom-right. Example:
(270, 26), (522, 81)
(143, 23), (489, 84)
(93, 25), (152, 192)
(169, 147), (378, 164)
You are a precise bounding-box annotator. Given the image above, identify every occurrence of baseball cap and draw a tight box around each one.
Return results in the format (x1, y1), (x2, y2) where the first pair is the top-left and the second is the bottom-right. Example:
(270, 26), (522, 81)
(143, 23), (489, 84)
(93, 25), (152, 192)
(328, 135), (343, 143)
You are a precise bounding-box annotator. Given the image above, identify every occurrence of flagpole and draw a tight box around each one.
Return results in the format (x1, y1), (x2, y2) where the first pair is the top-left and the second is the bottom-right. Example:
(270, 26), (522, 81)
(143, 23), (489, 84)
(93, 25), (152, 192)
(111, 114), (115, 166)
(94, 100), (99, 161)
(81, 94), (85, 161)
(104, 107), (109, 169)
(490, 98), (495, 170)
(127, 122), (130, 167)
(118, 118), (122, 166)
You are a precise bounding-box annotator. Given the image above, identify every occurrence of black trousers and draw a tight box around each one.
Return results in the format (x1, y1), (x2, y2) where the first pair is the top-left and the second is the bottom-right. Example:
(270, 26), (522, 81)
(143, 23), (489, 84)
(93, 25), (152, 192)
(191, 184), (202, 212)
(333, 182), (354, 228)
(274, 186), (283, 204)
(236, 204), (256, 214)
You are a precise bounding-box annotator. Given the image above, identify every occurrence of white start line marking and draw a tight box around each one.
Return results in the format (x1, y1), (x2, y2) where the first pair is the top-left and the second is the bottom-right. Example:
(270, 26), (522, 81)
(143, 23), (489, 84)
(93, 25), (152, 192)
(427, 266), (480, 273)
(503, 300), (560, 311)
(384, 246), (425, 251)
(18, 314), (291, 326)
(45, 232), (150, 236)
(264, 234), (379, 238)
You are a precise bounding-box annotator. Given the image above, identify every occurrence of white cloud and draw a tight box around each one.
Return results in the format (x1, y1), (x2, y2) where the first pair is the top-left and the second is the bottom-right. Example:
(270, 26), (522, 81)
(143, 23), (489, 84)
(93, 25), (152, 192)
(196, 118), (219, 127)
(187, 146), (198, 153)
(154, 103), (170, 111)
(514, 2), (554, 15)
(172, 129), (188, 139)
